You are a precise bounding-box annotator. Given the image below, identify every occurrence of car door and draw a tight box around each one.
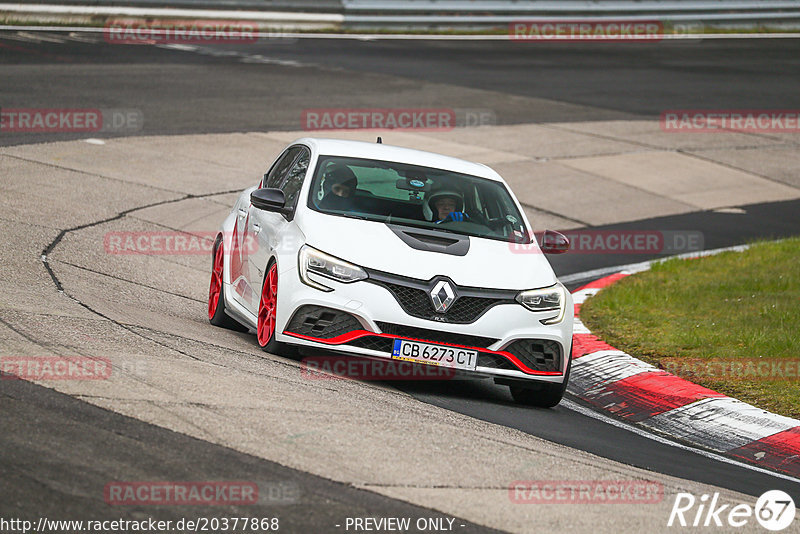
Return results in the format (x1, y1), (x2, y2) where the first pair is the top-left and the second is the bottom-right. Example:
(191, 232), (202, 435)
(230, 146), (303, 310)
(228, 189), (255, 309)
(244, 146), (310, 313)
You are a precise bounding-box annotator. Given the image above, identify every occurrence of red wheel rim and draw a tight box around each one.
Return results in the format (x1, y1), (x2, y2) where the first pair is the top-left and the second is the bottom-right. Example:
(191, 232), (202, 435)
(258, 263), (278, 347)
(208, 242), (224, 320)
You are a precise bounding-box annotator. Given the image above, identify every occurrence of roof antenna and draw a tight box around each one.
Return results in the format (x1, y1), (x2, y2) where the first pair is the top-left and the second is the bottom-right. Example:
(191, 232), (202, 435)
(376, 136), (382, 144)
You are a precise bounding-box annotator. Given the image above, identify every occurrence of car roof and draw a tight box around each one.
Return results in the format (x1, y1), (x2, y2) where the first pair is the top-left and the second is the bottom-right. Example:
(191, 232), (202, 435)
(291, 137), (504, 183)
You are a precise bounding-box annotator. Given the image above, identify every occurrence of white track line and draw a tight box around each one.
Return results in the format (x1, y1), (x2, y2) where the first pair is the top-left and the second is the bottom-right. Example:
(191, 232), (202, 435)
(561, 398), (800, 484)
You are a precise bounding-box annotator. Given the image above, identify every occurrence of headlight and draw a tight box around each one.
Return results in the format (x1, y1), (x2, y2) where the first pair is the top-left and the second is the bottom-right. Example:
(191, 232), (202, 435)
(298, 245), (367, 291)
(516, 282), (566, 325)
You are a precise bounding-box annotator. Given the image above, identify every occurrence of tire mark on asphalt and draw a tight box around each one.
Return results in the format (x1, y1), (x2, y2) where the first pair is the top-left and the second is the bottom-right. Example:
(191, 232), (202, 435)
(54, 259), (205, 303)
(0, 316), (68, 356)
(41, 190), (237, 291)
(0, 152), (183, 196)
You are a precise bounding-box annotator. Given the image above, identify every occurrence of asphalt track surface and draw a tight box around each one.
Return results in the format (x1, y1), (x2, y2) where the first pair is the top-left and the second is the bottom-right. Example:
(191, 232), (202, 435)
(2, 34), (800, 144)
(2, 33), (800, 530)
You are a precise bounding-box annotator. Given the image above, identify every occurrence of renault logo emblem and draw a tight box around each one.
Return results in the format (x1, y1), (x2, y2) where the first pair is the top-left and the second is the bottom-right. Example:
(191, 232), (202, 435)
(430, 280), (455, 313)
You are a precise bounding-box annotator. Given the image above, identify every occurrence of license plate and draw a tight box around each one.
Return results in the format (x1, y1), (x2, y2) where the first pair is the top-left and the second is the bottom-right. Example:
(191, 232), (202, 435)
(391, 339), (477, 371)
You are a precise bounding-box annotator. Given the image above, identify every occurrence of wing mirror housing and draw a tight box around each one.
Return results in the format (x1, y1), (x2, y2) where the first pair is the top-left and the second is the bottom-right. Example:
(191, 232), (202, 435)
(251, 188), (287, 213)
(540, 229), (570, 254)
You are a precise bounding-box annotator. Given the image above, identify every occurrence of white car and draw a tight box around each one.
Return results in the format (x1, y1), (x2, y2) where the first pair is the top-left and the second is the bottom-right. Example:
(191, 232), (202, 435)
(209, 138), (574, 406)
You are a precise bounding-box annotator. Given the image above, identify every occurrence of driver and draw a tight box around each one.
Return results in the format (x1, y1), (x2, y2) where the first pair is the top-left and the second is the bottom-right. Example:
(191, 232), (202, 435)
(425, 189), (470, 224)
(320, 163), (359, 211)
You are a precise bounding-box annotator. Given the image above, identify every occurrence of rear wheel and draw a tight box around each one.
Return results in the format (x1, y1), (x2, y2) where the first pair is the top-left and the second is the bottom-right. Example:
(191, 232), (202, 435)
(208, 238), (246, 331)
(509, 351), (571, 408)
(257, 261), (296, 357)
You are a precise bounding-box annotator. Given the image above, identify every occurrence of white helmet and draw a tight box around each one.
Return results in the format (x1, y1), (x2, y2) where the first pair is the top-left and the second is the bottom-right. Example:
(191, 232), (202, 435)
(423, 189), (464, 221)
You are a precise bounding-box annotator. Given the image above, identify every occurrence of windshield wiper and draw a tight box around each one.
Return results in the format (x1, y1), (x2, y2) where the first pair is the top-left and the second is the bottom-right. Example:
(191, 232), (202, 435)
(334, 212), (372, 221)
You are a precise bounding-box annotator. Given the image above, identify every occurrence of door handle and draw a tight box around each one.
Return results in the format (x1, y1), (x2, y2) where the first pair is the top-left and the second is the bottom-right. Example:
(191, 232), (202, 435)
(238, 208), (247, 218)
(252, 223), (262, 234)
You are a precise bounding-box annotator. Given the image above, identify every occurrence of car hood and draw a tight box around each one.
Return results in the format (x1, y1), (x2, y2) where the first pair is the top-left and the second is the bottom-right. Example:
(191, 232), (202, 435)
(298, 210), (557, 290)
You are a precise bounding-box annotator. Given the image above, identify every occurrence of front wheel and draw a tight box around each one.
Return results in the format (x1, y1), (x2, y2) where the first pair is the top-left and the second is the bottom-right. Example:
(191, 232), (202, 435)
(509, 353), (571, 408)
(257, 261), (296, 357)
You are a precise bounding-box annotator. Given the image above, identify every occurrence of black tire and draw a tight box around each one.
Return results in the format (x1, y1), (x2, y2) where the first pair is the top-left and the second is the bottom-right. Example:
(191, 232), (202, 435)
(509, 349), (572, 408)
(209, 238), (247, 332)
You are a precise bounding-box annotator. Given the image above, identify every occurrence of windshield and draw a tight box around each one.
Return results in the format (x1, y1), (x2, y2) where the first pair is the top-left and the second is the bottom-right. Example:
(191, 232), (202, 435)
(307, 156), (530, 243)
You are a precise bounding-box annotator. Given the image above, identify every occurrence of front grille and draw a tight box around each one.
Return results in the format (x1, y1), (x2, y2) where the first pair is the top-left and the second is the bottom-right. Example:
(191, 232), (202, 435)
(376, 322), (499, 349)
(285, 305), (362, 339)
(376, 281), (512, 324)
(504, 339), (562, 373)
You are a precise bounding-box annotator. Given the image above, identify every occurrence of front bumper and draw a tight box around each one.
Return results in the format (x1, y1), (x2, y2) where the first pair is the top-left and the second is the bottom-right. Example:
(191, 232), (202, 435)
(274, 265), (573, 384)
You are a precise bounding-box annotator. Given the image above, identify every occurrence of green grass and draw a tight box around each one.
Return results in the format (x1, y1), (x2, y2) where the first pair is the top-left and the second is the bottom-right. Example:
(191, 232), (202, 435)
(581, 238), (800, 418)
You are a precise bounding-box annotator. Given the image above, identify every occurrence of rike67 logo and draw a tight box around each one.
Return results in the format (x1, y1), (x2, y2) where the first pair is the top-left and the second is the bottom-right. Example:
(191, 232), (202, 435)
(668, 490), (796, 531)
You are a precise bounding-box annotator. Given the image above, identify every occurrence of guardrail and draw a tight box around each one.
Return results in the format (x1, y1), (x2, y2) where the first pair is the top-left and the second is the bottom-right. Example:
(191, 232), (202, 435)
(343, 0), (800, 25)
(4, 0), (800, 26)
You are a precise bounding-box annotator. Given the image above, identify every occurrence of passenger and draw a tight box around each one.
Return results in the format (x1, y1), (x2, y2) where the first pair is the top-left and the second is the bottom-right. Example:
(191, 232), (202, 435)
(425, 189), (470, 224)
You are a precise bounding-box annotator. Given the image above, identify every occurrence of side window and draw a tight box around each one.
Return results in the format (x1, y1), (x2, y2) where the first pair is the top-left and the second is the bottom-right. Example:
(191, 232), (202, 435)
(280, 149), (311, 210)
(264, 147), (303, 189)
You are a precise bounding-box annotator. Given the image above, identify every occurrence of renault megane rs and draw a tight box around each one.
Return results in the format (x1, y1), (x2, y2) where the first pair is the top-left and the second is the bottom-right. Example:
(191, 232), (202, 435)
(208, 138), (573, 406)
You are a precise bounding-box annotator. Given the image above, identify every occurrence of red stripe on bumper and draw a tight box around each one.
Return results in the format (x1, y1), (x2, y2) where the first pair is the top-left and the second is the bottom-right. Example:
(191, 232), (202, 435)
(283, 330), (562, 376)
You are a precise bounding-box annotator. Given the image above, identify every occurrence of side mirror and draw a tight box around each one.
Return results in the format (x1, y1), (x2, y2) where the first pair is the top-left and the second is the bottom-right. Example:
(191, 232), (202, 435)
(250, 188), (286, 212)
(540, 229), (570, 254)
